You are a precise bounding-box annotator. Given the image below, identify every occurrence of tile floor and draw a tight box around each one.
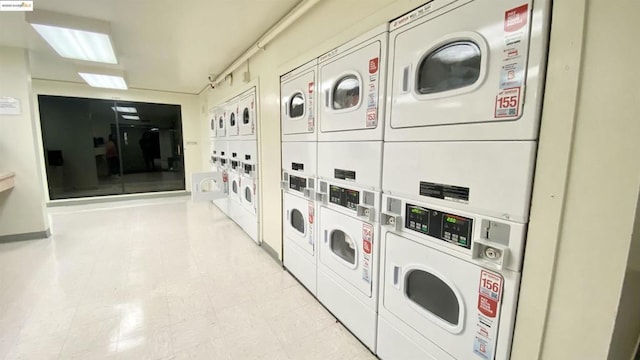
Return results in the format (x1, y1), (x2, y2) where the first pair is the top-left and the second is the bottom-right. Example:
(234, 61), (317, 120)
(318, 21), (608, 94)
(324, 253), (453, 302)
(0, 197), (376, 360)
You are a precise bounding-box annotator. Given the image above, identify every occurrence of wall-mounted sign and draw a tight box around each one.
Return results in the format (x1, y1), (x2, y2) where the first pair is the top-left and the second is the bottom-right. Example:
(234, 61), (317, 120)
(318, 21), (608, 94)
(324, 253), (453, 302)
(0, 97), (21, 115)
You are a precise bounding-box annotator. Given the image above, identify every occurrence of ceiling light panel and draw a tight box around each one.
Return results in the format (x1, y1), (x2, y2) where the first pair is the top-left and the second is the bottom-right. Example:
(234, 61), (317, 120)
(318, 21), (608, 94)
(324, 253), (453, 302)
(78, 72), (128, 90)
(111, 106), (137, 113)
(121, 115), (140, 120)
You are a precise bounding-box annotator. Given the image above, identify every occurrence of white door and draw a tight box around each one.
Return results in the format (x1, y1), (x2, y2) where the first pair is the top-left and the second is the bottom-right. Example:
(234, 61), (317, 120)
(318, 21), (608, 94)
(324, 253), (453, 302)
(239, 90), (256, 138)
(191, 171), (227, 202)
(382, 232), (508, 360)
(388, 0), (542, 141)
(241, 176), (257, 215)
(319, 39), (382, 134)
(283, 192), (314, 256)
(318, 206), (373, 297)
(227, 99), (239, 137)
(281, 62), (316, 137)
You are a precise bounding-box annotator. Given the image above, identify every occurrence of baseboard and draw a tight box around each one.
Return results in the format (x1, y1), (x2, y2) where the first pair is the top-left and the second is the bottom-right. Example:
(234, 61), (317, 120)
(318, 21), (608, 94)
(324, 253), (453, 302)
(0, 228), (50, 243)
(260, 240), (282, 265)
(47, 190), (190, 207)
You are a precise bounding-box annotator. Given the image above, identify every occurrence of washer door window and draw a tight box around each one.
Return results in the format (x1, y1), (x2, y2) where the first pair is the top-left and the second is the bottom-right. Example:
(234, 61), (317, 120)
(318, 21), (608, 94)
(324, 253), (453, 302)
(228, 104), (239, 136)
(318, 206), (372, 297)
(406, 270), (460, 326)
(217, 116), (226, 137)
(389, 0), (533, 133)
(241, 178), (256, 214)
(319, 37), (381, 133)
(281, 68), (315, 136)
(283, 192), (313, 255)
(239, 91), (256, 137)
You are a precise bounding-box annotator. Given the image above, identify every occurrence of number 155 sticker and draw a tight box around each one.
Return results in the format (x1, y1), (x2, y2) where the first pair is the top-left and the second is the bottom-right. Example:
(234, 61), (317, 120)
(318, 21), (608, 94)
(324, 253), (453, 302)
(494, 87), (521, 118)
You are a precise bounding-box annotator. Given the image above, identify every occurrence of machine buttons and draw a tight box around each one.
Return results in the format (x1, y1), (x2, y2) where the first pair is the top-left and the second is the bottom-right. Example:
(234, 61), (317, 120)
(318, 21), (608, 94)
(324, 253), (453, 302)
(329, 185), (360, 210)
(405, 203), (473, 249)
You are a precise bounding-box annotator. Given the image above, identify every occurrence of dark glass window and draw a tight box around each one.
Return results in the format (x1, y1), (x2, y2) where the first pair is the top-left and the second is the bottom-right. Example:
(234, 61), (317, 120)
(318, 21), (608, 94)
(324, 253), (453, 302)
(245, 187), (252, 202)
(289, 92), (304, 118)
(218, 116), (224, 129)
(230, 112), (236, 127)
(332, 75), (360, 110)
(406, 270), (460, 325)
(418, 41), (481, 95)
(243, 108), (250, 124)
(232, 180), (238, 194)
(290, 209), (305, 234)
(330, 230), (355, 265)
(210, 118), (215, 130)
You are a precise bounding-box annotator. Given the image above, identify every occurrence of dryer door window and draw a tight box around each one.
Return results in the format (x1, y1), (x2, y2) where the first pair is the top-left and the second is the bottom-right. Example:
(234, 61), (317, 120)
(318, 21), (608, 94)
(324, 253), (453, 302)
(330, 230), (356, 266)
(232, 180), (238, 195)
(332, 75), (360, 110)
(406, 270), (460, 326)
(230, 112), (236, 127)
(290, 208), (305, 235)
(289, 92), (305, 118)
(417, 41), (481, 95)
(243, 107), (250, 124)
(244, 187), (252, 203)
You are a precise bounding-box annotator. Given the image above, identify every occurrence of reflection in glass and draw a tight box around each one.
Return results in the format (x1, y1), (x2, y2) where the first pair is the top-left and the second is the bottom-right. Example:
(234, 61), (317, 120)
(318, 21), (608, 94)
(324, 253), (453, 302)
(332, 75), (360, 110)
(38, 95), (185, 199)
(289, 92), (305, 118)
(406, 270), (460, 325)
(418, 41), (481, 95)
(330, 230), (356, 264)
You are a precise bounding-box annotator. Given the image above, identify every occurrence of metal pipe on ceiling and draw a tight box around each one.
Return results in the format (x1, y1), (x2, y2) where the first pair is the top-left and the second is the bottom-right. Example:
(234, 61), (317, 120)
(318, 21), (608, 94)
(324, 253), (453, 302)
(211, 0), (321, 87)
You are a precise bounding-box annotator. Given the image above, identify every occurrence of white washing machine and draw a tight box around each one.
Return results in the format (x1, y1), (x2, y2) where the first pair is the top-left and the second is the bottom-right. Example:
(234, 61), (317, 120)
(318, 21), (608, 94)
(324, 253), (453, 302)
(207, 139), (229, 215)
(316, 179), (381, 351)
(215, 103), (227, 138)
(384, 0), (549, 142)
(376, 193), (525, 360)
(227, 141), (244, 225)
(238, 140), (259, 243)
(317, 141), (383, 191)
(226, 97), (239, 138)
(238, 87), (257, 141)
(318, 24), (388, 142)
(281, 141), (318, 294)
(281, 59), (317, 142)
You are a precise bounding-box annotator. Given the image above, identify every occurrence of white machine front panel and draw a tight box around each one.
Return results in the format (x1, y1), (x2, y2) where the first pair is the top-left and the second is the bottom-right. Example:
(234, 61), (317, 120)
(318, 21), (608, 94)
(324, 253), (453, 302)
(228, 141), (243, 174)
(241, 175), (257, 215)
(226, 98), (239, 137)
(318, 206), (374, 298)
(283, 192), (315, 257)
(238, 89), (257, 139)
(281, 141), (317, 178)
(240, 141), (258, 179)
(318, 141), (383, 190)
(281, 60), (317, 140)
(382, 141), (536, 222)
(386, 0), (549, 142)
(229, 171), (242, 204)
(381, 232), (520, 360)
(318, 26), (387, 141)
(208, 107), (217, 139)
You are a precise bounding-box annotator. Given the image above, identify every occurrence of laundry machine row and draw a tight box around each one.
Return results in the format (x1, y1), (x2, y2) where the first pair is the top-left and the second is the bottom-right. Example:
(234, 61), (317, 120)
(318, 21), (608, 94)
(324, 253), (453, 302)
(210, 87), (258, 141)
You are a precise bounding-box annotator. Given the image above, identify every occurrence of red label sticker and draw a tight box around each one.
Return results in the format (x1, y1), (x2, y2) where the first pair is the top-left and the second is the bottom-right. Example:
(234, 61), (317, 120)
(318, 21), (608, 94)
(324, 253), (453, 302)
(308, 82), (314, 94)
(308, 201), (314, 224)
(369, 58), (379, 74)
(222, 171), (228, 183)
(504, 4), (528, 32)
(363, 239), (372, 254)
(494, 87), (521, 118)
(478, 270), (503, 318)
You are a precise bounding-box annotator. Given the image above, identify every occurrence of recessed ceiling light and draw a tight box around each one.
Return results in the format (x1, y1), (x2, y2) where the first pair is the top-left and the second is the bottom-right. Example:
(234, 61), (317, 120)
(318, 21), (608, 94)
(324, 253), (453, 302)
(78, 72), (128, 90)
(111, 106), (137, 113)
(26, 10), (117, 64)
(122, 115), (140, 120)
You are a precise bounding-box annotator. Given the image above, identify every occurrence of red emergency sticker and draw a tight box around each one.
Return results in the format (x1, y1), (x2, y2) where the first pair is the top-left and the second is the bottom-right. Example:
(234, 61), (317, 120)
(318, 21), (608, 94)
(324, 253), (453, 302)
(369, 58), (379, 74)
(308, 82), (314, 94)
(222, 171), (228, 183)
(504, 4), (528, 32)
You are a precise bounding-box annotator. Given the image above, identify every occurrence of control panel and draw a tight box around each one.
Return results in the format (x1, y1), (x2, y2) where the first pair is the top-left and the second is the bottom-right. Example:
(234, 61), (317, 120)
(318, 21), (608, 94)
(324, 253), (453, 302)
(289, 175), (307, 193)
(329, 185), (359, 210)
(405, 203), (472, 249)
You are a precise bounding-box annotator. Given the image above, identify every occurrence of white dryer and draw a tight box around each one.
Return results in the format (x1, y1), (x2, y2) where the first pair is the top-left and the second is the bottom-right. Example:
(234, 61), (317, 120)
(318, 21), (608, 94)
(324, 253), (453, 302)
(208, 106), (218, 139)
(384, 0), (549, 142)
(317, 141), (383, 191)
(227, 141), (244, 225)
(238, 87), (257, 140)
(238, 140), (259, 243)
(281, 59), (317, 142)
(318, 24), (388, 142)
(281, 141), (318, 294)
(226, 97), (239, 138)
(210, 140), (229, 216)
(376, 193), (525, 360)
(316, 179), (381, 351)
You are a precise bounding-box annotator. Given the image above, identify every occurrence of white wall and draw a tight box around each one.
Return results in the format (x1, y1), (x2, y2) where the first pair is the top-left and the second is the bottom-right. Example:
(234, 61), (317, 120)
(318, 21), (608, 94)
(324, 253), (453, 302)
(0, 47), (49, 237)
(32, 79), (202, 199)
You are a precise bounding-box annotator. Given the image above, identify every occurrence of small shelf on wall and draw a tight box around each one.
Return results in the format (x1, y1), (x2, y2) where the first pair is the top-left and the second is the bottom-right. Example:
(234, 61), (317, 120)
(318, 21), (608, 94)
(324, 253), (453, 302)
(0, 172), (15, 193)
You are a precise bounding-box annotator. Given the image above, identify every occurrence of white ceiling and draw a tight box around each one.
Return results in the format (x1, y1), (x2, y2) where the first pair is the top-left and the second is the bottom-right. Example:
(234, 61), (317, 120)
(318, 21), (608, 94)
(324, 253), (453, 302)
(0, 0), (301, 94)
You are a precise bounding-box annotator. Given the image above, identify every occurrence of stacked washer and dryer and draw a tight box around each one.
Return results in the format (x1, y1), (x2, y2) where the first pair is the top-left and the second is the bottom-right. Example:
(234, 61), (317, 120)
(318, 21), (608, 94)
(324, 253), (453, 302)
(377, 1), (550, 359)
(199, 87), (260, 244)
(280, 25), (389, 352)
(278, 0), (550, 359)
